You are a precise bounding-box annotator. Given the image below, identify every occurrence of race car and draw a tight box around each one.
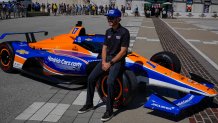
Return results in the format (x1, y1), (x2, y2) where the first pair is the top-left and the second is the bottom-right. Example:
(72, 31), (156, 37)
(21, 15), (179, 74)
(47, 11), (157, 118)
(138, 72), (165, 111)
(0, 21), (217, 115)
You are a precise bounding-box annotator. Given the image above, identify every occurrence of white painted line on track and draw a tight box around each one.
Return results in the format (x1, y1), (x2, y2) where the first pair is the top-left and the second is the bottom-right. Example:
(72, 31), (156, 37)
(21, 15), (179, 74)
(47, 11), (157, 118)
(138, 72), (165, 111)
(130, 40), (135, 43)
(129, 43), (134, 47)
(72, 91), (100, 106)
(211, 31), (218, 35)
(129, 31), (139, 34)
(29, 103), (57, 121)
(136, 37), (160, 42)
(16, 102), (70, 122)
(187, 39), (201, 42)
(15, 102), (45, 120)
(130, 33), (137, 37)
(168, 21), (184, 24)
(203, 41), (217, 45)
(44, 104), (70, 122)
(161, 18), (218, 71)
(141, 26), (155, 28)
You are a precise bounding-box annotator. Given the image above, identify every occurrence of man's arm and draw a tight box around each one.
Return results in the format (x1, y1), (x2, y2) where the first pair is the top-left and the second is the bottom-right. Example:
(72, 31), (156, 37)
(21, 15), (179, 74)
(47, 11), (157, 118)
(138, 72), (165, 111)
(102, 45), (107, 64)
(110, 47), (128, 64)
(102, 46), (127, 71)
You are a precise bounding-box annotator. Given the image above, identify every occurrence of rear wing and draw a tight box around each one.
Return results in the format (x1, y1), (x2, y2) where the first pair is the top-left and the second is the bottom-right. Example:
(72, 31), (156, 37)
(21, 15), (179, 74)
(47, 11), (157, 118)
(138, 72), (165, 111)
(0, 31), (48, 43)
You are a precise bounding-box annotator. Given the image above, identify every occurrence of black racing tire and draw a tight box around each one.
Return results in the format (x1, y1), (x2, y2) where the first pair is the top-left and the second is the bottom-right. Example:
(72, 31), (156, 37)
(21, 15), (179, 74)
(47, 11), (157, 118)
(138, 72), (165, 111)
(96, 70), (137, 108)
(0, 42), (15, 73)
(150, 51), (181, 73)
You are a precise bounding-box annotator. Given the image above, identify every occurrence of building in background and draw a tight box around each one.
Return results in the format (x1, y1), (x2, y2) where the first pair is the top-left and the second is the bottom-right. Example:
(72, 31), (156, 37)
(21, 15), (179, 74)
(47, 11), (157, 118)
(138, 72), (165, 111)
(173, 0), (218, 18)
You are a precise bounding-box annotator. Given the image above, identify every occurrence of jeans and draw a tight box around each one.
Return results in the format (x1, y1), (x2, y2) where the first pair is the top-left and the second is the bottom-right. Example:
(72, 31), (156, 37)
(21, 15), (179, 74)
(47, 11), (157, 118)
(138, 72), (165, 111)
(86, 59), (124, 113)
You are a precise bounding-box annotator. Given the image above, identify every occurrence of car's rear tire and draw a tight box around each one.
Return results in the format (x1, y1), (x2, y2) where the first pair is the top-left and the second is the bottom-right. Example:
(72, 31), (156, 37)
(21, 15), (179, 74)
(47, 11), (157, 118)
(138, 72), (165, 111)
(150, 51), (181, 73)
(0, 42), (15, 73)
(96, 70), (137, 108)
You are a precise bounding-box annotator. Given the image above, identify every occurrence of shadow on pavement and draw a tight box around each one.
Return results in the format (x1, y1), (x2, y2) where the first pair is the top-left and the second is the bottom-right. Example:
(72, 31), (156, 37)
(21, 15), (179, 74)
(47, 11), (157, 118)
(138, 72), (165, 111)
(20, 72), (87, 91)
(112, 83), (149, 116)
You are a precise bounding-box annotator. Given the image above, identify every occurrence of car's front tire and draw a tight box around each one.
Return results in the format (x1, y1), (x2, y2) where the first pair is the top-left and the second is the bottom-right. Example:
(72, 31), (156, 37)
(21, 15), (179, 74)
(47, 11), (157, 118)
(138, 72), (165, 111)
(150, 51), (181, 73)
(0, 42), (15, 73)
(96, 70), (137, 108)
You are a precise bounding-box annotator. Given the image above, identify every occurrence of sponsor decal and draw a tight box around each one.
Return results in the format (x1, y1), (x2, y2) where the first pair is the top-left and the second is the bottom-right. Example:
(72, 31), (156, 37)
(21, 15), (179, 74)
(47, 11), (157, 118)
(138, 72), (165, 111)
(19, 42), (28, 46)
(77, 37), (82, 43)
(147, 61), (156, 68)
(176, 95), (194, 106)
(85, 38), (92, 41)
(151, 103), (175, 110)
(16, 49), (29, 55)
(109, 10), (115, 14)
(72, 28), (79, 34)
(47, 56), (82, 71)
(13, 61), (22, 69)
(116, 36), (121, 39)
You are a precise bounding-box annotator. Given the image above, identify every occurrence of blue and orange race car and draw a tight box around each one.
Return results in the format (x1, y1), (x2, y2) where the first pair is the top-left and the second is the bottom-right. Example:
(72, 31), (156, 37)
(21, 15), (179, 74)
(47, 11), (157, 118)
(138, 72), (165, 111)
(0, 21), (217, 115)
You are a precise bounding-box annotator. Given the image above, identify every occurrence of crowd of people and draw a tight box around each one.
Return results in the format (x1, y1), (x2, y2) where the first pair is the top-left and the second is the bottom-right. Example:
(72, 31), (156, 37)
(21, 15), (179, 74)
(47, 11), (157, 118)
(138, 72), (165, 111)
(0, 1), (137, 20)
(0, 1), (26, 20)
(29, 2), (127, 16)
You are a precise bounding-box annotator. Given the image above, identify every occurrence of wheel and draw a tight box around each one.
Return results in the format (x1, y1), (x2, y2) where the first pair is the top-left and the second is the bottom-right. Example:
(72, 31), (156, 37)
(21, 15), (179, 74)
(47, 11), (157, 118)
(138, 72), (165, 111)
(0, 42), (15, 73)
(96, 70), (137, 108)
(150, 51), (181, 73)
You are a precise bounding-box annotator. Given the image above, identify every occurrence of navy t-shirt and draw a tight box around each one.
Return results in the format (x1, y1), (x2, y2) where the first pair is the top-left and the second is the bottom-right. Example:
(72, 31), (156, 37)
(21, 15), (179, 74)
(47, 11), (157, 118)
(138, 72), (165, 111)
(103, 24), (130, 61)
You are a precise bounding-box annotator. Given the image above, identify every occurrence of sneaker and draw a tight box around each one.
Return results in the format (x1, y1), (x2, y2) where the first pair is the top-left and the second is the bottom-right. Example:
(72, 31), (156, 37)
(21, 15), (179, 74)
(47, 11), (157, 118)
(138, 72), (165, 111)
(101, 111), (113, 122)
(78, 104), (94, 114)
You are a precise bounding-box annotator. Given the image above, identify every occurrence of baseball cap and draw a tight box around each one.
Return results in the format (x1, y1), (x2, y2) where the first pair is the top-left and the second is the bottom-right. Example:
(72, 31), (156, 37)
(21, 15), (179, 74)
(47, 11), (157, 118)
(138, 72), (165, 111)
(105, 9), (121, 17)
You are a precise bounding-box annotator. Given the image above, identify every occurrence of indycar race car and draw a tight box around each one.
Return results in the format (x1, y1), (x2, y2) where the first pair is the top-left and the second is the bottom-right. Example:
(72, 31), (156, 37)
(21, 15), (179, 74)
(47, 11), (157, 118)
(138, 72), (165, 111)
(0, 21), (217, 115)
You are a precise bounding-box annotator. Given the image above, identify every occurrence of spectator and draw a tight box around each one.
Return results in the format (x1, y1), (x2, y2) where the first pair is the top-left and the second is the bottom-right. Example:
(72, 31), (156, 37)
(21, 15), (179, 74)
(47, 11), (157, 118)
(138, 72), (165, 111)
(6, 1), (12, 19)
(105, 5), (108, 14)
(13, 1), (18, 18)
(63, 3), (66, 15)
(155, 8), (159, 17)
(20, 3), (25, 17)
(41, 3), (45, 12)
(95, 5), (98, 15)
(53, 3), (57, 16)
(134, 5), (139, 17)
(109, 4), (112, 10)
(0, 3), (3, 19)
(75, 4), (78, 15)
(66, 4), (70, 15)
(121, 5), (125, 17)
(51, 3), (54, 14)
(72, 4), (75, 15)
(47, 3), (51, 14)
(92, 4), (95, 15)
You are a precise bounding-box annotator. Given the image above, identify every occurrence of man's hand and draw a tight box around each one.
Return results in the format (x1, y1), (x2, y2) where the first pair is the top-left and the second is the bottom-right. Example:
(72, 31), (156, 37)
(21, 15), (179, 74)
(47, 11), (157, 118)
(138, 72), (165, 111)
(102, 61), (111, 71)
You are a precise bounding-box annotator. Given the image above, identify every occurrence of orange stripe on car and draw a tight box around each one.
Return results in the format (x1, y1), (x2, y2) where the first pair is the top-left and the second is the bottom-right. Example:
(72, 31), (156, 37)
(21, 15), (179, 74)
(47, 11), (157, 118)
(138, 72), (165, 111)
(14, 55), (26, 64)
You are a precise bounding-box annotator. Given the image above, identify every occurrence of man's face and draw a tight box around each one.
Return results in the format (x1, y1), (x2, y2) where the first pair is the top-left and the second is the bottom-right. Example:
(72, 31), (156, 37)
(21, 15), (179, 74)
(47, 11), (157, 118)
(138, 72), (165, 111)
(107, 16), (120, 27)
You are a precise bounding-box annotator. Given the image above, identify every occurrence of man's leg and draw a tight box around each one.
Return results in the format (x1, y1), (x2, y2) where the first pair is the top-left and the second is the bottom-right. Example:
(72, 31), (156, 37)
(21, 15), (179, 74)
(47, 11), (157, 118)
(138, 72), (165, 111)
(101, 61), (123, 121)
(86, 62), (104, 105)
(105, 61), (122, 113)
(78, 62), (104, 113)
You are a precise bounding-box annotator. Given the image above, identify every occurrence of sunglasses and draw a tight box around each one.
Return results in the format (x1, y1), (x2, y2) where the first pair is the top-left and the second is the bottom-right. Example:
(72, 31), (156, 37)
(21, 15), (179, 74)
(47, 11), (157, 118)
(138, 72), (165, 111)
(107, 16), (117, 20)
